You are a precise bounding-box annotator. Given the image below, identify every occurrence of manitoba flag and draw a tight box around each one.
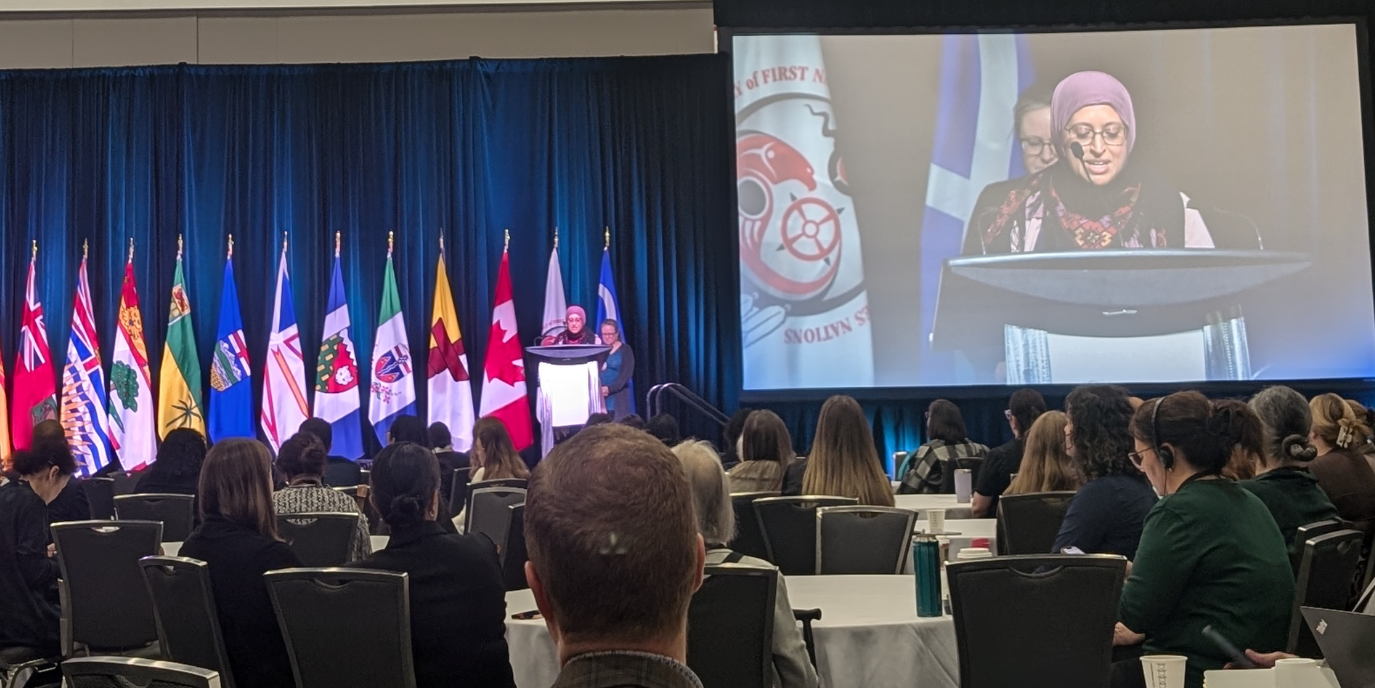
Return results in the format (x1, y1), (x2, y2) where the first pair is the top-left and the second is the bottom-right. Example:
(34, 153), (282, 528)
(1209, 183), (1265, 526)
(13, 244), (57, 451)
(478, 251), (533, 450)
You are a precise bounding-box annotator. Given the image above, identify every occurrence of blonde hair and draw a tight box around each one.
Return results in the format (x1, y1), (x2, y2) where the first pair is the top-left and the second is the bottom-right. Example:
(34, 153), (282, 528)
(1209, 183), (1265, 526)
(1310, 393), (1372, 450)
(801, 396), (894, 507)
(1007, 411), (1082, 495)
(473, 417), (531, 480)
(672, 440), (735, 547)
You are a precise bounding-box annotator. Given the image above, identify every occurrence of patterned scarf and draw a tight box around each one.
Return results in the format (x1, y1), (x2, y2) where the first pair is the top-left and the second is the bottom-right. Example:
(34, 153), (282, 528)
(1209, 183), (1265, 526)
(1048, 180), (1149, 249)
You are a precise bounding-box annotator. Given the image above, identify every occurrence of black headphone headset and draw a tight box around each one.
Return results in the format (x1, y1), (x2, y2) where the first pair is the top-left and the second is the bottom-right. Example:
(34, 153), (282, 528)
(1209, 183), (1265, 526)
(1151, 397), (1174, 471)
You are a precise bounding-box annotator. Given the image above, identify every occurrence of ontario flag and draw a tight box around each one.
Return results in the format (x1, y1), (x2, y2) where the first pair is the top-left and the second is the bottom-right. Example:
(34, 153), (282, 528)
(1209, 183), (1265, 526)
(427, 241), (475, 452)
(260, 239), (309, 453)
(61, 247), (113, 477)
(109, 250), (156, 473)
(13, 242), (57, 451)
(314, 239), (363, 459)
(478, 250), (532, 450)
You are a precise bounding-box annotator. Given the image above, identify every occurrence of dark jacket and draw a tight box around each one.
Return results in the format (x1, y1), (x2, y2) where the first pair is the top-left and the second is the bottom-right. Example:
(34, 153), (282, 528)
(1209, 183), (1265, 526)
(134, 470), (199, 497)
(354, 521), (515, 688)
(1239, 467), (1339, 559)
(0, 482), (60, 652)
(600, 344), (636, 421)
(552, 651), (704, 688)
(46, 479), (90, 525)
(973, 439), (1024, 515)
(322, 456), (363, 487)
(1052, 474), (1157, 558)
(781, 458), (808, 497)
(179, 515), (301, 688)
(1309, 447), (1375, 526)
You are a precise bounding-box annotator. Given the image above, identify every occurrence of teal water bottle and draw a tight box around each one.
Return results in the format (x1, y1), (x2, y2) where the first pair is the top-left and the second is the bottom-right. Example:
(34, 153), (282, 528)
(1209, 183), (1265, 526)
(913, 534), (942, 617)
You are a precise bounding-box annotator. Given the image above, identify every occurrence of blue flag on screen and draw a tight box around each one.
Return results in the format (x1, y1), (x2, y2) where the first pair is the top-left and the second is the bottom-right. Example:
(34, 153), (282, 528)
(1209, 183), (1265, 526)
(314, 254), (364, 460)
(208, 257), (254, 442)
(918, 34), (1034, 382)
(595, 248), (634, 414)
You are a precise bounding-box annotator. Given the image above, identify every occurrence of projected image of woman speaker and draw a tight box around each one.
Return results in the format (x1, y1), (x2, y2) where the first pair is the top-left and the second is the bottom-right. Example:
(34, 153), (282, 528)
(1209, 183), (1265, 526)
(968, 71), (1214, 255)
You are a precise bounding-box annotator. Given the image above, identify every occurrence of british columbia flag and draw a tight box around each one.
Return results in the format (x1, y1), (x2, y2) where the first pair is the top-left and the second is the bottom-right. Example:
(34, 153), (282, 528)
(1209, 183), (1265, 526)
(61, 252), (112, 476)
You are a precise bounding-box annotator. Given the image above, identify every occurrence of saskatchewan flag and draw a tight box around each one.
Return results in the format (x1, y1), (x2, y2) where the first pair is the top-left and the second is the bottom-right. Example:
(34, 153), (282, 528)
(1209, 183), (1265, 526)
(158, 249), (205, 438)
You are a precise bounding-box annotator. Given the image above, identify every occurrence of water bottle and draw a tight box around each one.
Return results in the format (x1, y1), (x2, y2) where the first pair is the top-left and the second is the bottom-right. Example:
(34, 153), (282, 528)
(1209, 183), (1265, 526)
(913, 534), (942, 617)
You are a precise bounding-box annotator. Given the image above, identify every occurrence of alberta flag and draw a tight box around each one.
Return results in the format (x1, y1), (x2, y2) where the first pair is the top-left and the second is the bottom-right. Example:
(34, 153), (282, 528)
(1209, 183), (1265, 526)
(61, 251), (112, 477)
(261, 243), (309, 453)
(368, 246), (416, 444)
(314, 249), (364, 459)
(209, 252), (253, 442)
(109, 253), (155, 472)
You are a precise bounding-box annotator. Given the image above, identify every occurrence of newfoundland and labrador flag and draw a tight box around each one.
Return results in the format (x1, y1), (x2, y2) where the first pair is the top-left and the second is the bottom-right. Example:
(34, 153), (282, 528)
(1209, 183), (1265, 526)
(315, 249), (364, 460)
(261, 244), (309, 453)
(109, 254), (156, 472)
(209, 252), (253, 443)
(369, 248), (416, 444)
(14, 245), (57, 451)
(61, 252), (112, 477)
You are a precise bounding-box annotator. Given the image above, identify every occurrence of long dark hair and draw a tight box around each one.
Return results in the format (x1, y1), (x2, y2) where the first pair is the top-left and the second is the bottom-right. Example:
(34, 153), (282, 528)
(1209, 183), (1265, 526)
(370, 442), (439, 529)
(926, 399), (968, 443)
(199, 439), (280, 540)
(473, 417), (530, 480)
(1130, 392), (1248, 476)
(148, 428), (208, 482)
(1066, 385), (1140, 480)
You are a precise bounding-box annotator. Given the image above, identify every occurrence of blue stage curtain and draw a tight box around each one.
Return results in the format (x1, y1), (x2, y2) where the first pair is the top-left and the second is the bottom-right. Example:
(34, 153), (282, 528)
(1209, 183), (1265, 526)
(0, 56), (737, 458)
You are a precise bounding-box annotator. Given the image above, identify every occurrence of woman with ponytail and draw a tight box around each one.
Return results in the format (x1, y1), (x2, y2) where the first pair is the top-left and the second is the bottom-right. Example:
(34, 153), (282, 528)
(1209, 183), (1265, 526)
(1241, 387), (1338, 559)
(355, 442), (516, 688)
(1110, 392), (1293, 688)
(1308, 393), (1375, 525)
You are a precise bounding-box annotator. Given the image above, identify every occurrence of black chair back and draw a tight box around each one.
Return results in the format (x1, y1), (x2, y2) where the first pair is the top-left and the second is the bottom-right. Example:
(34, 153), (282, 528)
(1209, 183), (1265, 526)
(468, 478), (528, 491)
(110, 472), (141, 496)
(466, 487), (526, 546)
(447, 467), (472, 518)
(138, 556), (235, 688)
(686, 564), (777, 688)
(275, 513), (359, 567)
(1289, 529), (1364, 657)
(114, 494), (195, 542)
(83, 478), (116, 520)
(948, 554), (1127, 688)
(728, 492), (778, 562)
(1292, 520), (1344, 571)
(753, 496), (858, 576)
(938, 456), (985, 494)
(51, 520), (162, 655)
(815, 506), (917, 574)
(266, 568), (414, 688)
(502, 504), (529, 591)
(996, 492), (1077, 555)
(61, 657), (221, 688)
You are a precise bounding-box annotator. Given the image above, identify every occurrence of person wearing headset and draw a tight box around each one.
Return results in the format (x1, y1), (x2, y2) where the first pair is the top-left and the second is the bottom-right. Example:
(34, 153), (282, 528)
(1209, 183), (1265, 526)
(1109, 392), (1294, 688)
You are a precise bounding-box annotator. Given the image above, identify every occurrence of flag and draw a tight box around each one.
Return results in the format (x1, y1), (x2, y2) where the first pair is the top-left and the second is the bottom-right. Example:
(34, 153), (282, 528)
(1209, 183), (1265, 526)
(0, 350), (11, 471)
(595, 245), (634, 415)
(209, 246), (254, 442)
(158, 241), (204, 438)
(541, 245), (567, 339)
(261, 241), (309, 453)
(314, 241), (364, 459)
(368, 239), (416, 444)
(108, 250), (156, 472)
(60, 250), (112, 477)
(427, 243), (475, 452)
(479, 251), (533, 450)
(13, 244), (57, 450)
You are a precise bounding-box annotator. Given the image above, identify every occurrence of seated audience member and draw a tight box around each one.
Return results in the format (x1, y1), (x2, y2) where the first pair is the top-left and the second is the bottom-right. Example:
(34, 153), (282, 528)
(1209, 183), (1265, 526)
(271, 432), (371, 563)
(454, 417), (531, 530)
(1307, 393), (1375, 525)
(428, 422), (470, 510)
(674, 440), (818, 688)
(356, 442), (516, 688)
(0, 474), (60, 654)
(1346, 399), (1375, 458)
(524, 424), (706, 688)
(647, 413), (682, 447)
(300, 417), (362, 487)
(1112, 393), (1293, 688)
(135, 428), (208, 496)
(727, 411), (793, 494)
(619, 413), (647, 431)
(721, 408), (754, 469)
(1215, 399), (1262, 481)
(584, 413), (613, 428)
(1006, 411), (1082, 495)
(1052, 385), (1156, 557)
(15, 421), (89, 525)
(972, 389), (1047, 515)
(179, 439), (301, 688)
(799, 396), (895, 507)
(899, 399), (989, 495)
(1243, 387), (1338, 558)
(387, 414), (430, 447)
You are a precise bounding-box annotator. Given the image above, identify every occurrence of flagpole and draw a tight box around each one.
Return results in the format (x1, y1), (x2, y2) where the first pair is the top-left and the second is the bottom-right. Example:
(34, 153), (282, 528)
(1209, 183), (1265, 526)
(177, 233), (183, 261)
(604, 226), (610, 251)
(282, 231), (288, 256)
(32, 239), (37, 261)
(227, 234), (233, 260)
(388, 230), (394, 257)
(83, 238), (88, 261)
(554, 227), (559, 251)
(504, 228), (510, 253)
(128, 237), (135, 264)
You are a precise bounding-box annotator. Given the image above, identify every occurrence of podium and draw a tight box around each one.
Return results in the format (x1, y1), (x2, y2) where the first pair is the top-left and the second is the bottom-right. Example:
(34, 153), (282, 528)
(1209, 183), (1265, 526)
(527, 345), (609, 456)
(930, 250), (1312, 384)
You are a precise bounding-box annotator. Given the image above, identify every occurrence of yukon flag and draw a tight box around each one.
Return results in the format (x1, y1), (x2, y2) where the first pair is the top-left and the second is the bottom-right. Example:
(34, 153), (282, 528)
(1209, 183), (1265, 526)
(368, 233), (417, 444)
(314, 233), (364, 459)
(61, 244), (113, 476)
(427, 238), (475, 452)
(108, 242), (156, 472)
(13, 241), (58, 450)
(260, 236), (309, 453)
(540, 233), (568, 339)
(479, 246), (533, 450)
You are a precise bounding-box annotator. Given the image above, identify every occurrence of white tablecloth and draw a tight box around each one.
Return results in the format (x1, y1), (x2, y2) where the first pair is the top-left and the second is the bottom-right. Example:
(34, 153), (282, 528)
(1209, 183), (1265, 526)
(894, 494), (974, 520)
(505, 575), (959, 688)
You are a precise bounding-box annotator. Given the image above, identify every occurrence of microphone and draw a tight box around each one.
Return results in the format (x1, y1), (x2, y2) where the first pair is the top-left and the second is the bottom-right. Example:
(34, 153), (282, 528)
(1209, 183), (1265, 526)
(1069, 141), (1085, 160)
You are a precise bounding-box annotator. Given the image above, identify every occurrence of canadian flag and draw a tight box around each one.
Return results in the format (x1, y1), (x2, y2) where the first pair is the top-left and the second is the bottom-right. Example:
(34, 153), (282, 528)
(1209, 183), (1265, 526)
(478, 251), (534, 450)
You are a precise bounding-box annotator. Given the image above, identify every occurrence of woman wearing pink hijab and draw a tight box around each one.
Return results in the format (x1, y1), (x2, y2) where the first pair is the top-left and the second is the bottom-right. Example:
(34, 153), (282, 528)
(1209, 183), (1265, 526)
(549, 305), (597, 345)
(973, 70), (1213, 255)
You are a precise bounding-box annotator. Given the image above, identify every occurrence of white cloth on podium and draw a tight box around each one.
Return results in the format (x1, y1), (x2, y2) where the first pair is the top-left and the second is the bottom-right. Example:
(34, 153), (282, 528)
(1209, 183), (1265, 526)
(536, 360), (605, 456)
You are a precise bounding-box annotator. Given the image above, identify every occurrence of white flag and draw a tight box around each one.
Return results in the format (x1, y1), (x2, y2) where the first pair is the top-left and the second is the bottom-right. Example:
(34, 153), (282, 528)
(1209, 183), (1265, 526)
(260, 244), (309, 453)
(541, 247), (568, 340)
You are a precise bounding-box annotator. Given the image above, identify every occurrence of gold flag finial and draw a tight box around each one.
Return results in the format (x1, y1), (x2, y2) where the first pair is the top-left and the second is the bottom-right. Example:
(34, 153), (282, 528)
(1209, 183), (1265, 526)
(388, 231), (394, 255)
(128, 237), (135, 263)
(227, 233), (234, 259)
(554, 227), (559, 251)
(31, 239), (37, 260)
(83, 239), (89, 259)
(504, 228), (511, 252)
(604, 226), (610, 250)
(177, 233), (183, 259)
(335, 231), (341, 258)
(282, 231), (289, 254)
(439, 234), (445, 254)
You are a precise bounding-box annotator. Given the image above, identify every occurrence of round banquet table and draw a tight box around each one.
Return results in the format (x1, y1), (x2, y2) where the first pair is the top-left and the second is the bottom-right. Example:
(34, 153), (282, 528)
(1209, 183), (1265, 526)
(894, 493), (974, 520)
(505, 575), (960, 688)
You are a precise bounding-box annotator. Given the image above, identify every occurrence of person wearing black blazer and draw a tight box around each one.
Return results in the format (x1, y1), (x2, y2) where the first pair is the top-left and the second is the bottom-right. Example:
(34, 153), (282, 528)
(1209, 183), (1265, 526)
(355, 442), (515, 688)
(0, 481), (60, 654)
(598, 320), (636, 421)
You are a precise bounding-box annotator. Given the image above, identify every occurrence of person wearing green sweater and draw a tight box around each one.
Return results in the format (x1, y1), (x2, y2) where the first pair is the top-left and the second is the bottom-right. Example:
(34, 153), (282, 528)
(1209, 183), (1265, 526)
(1243, 386), (1340, 561)
(1110, 392), (1294, 688)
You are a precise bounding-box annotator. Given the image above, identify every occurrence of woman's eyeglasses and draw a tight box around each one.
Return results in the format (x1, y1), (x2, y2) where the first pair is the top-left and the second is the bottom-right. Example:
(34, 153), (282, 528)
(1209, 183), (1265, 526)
(1127, 447), (1153, 468)
(1065, 123), (1128, 147)
(1018, 138), (1054, 155)
(1003, 409), (1014, 421)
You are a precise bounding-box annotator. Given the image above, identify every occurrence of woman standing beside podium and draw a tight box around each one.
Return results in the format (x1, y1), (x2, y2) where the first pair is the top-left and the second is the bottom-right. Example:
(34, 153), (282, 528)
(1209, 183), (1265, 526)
(598, 319), (635, 421)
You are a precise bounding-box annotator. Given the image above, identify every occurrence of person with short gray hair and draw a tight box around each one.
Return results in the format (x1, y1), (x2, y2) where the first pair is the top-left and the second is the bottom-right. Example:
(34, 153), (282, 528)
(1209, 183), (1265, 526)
(1242, 386), (1338, 558)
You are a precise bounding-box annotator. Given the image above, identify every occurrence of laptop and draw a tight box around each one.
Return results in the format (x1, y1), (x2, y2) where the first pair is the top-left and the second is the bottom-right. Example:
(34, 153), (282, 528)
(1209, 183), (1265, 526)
(1302, 606), (1375, 688)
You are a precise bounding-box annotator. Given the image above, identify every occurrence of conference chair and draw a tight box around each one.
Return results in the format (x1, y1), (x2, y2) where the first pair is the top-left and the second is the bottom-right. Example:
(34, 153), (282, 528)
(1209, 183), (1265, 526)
(114, 494), (195, 542)
(938, 457), (985, 494)
(61, 657), (220, 688)
(139, 556), (235, 688)
(687, 564), (778, 688)
(465, 487), (526, 545)
(276, 512), (359, 566)
(0, 647), (58, 688)
(996, 492), (1077, 555)
(728, 492), (779, 562)
(815, 506), (917, 574)
(1291, 520), (1344, 572)
(1288, 529), (1364, 658)
(502, 504), (529, 591)
(753, 496), (858, 576)
(948, 554), (1127, 688)
(467, 477), (528, 492)
(446, 467), (472, 518)
(51, 520), (163, 658)
(266, 568), (414, 688)
(110, 472), (141, 496)
(83, 477), (116, 520)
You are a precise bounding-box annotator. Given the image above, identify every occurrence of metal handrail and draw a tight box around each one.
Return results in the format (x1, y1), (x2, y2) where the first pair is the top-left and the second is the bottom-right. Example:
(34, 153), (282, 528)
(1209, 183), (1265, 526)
(645, 383), (730, 429)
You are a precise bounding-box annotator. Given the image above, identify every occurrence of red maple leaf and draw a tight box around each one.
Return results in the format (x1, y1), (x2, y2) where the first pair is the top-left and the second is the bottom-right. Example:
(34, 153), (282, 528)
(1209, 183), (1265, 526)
(486, 317), (525, 385)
